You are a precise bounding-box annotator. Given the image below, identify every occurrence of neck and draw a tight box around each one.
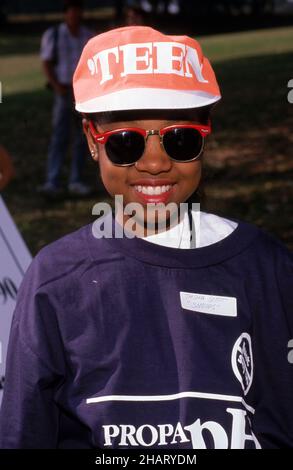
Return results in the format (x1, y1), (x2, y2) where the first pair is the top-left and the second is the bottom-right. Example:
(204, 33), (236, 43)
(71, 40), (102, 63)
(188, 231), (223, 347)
(115, 204), (187, 238)
(67, 24), (80, 36)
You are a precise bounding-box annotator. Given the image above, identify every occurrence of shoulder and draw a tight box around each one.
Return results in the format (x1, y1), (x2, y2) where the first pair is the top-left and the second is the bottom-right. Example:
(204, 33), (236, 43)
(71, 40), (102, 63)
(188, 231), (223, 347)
(38, 223), (90, 258)
(41, 25), (58, 41)
(40, 25), (61, 58)
(201, 211), (292, 264)
(42, 23), (66, 41)
(245, 220), (291, 256)
(234, 217), (292, 267)
(23, 221), (123, 290)
(14, 221), (125, 319)
(21, 224), (92, 294)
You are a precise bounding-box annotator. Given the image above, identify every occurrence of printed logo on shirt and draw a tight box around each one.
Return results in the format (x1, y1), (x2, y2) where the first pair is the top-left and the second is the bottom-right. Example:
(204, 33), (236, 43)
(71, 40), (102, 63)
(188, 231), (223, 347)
(86, 392), (260, 449)
(288, 339), (293, 364)
(102, 409), (260, 449)
(231, 333), (253, 395)
(180, 291), (237, 317)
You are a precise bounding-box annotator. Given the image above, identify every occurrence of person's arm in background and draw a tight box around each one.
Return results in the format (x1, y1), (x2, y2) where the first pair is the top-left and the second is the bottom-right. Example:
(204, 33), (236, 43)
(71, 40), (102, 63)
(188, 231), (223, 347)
(42, 60), (68, 96)
(0, 145), (15, 191)
(40, 27), (68, 96)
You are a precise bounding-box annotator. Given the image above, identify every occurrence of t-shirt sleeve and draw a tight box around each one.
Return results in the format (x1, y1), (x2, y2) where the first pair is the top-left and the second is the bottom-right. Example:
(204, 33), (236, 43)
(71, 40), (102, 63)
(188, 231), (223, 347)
(0, 255), (66, 448)
(40, 27), (55, 61)
(251, 241), (293, 448)
(277, 250), (293, 334)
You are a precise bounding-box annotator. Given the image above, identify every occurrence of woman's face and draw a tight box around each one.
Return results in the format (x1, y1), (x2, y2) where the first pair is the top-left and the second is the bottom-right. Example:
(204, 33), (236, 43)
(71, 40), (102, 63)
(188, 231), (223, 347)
(84, 116), (204, 232)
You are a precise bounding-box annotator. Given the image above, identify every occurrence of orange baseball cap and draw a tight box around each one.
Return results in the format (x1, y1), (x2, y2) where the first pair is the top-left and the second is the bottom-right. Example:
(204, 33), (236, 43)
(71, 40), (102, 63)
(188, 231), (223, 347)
(73, 26), (221, 113)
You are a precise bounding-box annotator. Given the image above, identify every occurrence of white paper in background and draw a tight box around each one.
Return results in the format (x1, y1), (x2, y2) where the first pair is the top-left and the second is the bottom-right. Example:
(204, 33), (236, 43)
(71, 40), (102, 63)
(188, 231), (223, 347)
(0, 196), (32, 406)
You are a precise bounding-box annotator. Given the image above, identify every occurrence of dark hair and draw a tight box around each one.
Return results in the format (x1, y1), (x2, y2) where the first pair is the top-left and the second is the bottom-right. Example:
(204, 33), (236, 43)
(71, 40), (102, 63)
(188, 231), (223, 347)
(84, 106), (212, 125)
(63, 0), (84, 12)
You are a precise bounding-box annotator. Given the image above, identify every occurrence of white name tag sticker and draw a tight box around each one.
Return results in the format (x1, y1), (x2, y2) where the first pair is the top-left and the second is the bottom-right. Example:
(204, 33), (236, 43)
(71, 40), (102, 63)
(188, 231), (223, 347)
(180, 291), (237, 317)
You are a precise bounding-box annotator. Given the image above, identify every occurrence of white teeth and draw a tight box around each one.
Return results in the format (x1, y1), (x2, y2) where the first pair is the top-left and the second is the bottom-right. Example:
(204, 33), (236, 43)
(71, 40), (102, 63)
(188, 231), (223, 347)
(134, 185), (172, 195)
(154, 187), (161, 195)
(147, 186), (155, 195)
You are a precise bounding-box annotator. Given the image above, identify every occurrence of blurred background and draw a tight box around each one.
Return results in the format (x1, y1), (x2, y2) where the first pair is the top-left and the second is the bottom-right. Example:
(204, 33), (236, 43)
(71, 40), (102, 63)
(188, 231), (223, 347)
(0, 0), (292, 254)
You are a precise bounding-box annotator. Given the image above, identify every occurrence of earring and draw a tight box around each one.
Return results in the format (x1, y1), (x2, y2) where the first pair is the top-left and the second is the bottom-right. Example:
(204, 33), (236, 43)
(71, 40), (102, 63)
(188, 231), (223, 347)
(91, 150), (95, 157)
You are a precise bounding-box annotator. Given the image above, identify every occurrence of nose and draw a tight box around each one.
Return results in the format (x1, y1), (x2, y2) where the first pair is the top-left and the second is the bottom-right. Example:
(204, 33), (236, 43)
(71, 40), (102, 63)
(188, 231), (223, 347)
(134, 133), (172, 174)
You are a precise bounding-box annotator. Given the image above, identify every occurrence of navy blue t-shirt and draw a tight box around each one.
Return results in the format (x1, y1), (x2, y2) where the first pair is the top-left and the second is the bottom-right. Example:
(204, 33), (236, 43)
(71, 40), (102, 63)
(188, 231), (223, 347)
(0, 215), (292, 449)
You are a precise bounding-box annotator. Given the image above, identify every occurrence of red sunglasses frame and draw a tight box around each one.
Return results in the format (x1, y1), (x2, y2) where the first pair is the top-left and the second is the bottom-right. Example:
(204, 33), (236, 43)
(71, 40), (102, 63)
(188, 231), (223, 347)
(89, 121), (211, 145)
(88, 120), (211, 165)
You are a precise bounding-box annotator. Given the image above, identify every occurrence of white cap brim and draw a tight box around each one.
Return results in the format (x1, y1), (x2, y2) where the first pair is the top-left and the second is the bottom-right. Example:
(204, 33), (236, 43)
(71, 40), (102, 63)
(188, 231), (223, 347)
(75, 87), (221, 113)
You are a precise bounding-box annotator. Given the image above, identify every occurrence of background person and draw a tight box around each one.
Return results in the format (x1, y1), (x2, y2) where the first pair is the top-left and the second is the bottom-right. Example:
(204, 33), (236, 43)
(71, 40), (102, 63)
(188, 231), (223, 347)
(124, 4), (145, 25)
(39, 0), (93, 197)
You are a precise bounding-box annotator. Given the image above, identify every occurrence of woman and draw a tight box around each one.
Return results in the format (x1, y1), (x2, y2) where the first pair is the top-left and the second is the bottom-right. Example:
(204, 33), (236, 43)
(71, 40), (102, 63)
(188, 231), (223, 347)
(0, 26), (292, 449)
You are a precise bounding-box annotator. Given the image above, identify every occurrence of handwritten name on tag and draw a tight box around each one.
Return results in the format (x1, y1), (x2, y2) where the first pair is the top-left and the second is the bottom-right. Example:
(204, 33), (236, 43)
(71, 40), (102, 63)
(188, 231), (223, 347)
(180, 291), (237, 317)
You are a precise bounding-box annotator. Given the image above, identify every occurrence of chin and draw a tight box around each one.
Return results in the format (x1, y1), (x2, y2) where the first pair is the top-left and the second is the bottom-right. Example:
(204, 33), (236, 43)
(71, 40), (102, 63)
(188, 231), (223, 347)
(142, 204), (180, 230)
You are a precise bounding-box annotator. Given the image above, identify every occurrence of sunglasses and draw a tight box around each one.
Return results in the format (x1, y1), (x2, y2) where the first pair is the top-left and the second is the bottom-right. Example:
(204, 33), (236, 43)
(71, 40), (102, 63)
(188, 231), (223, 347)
(89, 121), (211, 166)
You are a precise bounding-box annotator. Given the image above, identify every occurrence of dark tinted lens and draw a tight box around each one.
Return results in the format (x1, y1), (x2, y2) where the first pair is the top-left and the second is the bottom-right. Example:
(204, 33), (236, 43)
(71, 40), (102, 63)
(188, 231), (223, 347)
(163, 128), (203, 161)
(105, 131), (145, 165)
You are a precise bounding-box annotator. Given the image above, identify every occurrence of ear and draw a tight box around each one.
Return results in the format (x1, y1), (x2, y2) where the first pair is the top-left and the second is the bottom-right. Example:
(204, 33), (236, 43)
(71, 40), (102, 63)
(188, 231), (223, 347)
(82, 118), (99, 162)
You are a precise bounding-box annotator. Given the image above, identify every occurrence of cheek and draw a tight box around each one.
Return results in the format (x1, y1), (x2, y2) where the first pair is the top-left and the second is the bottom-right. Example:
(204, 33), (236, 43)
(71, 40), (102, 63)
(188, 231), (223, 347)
(173, 162), (202, 203)
(98, 152), (126, 196)
(180, 161), (202, 191)
(98, 153), (113, 188)
(192, 162), (202, 183)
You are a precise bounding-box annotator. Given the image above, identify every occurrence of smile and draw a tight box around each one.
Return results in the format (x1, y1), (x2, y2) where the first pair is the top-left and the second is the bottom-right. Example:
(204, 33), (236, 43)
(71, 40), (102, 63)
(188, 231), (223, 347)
(134, 185), (173, 195)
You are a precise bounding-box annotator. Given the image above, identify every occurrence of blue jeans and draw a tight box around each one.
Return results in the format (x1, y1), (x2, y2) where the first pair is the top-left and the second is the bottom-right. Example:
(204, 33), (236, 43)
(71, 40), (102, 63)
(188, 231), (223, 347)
(46, 91), (88, 187)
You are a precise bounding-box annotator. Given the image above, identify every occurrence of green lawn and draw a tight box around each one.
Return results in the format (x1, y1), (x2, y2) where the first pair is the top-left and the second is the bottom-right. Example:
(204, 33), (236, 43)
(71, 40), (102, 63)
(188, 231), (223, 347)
(201, 26), (293, 61)
(0, 26), (292, 254)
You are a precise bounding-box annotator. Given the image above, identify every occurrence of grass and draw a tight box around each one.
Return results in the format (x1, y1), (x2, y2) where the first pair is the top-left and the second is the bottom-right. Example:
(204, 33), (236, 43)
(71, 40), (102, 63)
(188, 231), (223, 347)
(200, 26), (293, 61)
(1, 55), (43, 94)
(0, 26), (292, 254)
